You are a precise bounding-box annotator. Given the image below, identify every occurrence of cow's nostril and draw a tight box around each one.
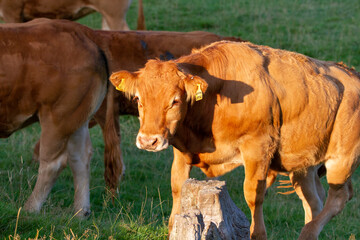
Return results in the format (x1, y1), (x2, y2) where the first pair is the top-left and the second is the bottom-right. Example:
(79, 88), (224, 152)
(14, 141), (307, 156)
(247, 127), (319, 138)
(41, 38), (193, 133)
(151, 138), (158, 146)
(138, 134), (160, 148)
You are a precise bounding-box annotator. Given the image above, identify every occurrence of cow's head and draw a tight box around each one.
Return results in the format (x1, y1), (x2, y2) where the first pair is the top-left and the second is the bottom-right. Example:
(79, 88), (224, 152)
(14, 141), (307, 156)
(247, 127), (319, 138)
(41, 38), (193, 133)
(110, 59), (208, 152)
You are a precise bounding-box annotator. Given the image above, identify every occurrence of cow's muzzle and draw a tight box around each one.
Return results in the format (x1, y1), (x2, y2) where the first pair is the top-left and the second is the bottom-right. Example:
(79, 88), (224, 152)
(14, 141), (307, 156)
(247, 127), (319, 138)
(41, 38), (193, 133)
(136, 133), (169, 152)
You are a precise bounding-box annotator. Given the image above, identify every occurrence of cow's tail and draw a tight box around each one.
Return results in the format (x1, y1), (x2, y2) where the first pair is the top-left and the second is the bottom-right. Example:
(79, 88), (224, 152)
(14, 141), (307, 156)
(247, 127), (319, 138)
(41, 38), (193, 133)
(103, 84), (124, 197)
(88, 25), (125, 197)
(136, 0), (146, 30)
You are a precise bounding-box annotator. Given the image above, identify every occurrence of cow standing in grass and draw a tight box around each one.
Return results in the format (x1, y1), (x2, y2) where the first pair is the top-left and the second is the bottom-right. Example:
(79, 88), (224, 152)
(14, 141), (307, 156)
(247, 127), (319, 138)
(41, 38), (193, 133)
(110, 41), (360, 239)
(0, 18), (244, 216)
(0, 19), (109, 217)
(28, 19), (245, 193)
(0, 0), (137, 30)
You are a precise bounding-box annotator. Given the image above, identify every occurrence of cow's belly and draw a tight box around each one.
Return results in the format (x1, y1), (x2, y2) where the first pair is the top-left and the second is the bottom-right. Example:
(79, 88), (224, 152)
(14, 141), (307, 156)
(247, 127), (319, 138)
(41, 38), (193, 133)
(269, 119), (334, 172)
(0, 81), (38, 137)
(0, 106), (37, 137)
(22, 1), (93, 21)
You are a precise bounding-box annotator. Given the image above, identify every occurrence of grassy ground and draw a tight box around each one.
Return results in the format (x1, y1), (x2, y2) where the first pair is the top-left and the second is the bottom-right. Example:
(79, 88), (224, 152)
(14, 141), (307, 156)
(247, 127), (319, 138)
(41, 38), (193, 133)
(1, 0), (360, 239)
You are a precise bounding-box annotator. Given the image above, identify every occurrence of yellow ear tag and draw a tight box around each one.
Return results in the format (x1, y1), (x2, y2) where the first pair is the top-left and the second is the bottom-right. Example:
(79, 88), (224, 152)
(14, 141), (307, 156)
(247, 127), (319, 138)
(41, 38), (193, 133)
(116, 78), (125, 91)
(195, 84), (203, 101)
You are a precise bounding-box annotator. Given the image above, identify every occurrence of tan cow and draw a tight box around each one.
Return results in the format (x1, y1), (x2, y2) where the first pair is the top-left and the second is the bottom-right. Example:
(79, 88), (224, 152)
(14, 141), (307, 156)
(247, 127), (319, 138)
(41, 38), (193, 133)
(0, 18), (243, 216)
(0, 0), (139, 30)
(110, 41), (360, 239)
(93, 29), (244, 191)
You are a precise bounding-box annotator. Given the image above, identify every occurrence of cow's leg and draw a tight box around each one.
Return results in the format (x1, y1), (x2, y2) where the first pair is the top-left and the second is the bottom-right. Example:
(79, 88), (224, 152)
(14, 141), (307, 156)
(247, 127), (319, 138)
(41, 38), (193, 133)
(23, 125), (68, 212)
(241, 137), (274, 240)
(169, 148), (192, 234)
(32, 140), (40, 162)
(1, 1), (23, 23)
(243, 164), (268, 240)
(314, 165), (327, 213)
(298, 158), (356, 240)
(67, 123), (92, 217)
(96, 0), (131, 30)
(289, 166), (324, 224)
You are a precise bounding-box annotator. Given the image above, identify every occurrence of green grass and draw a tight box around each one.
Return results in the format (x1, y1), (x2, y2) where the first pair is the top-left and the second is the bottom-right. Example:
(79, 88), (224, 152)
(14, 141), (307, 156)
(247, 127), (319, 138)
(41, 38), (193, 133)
(1, 0), (360, 239)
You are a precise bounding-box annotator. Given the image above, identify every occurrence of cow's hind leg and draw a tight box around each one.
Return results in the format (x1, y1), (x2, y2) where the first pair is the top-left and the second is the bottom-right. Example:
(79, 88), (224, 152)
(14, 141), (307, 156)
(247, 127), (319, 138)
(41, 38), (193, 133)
(290, 165), (325, 224)
(298, 158), (356, 240)
(32, 140), (40, 162)
(23, 126), (68, 213)
(67, 123), (93, 217)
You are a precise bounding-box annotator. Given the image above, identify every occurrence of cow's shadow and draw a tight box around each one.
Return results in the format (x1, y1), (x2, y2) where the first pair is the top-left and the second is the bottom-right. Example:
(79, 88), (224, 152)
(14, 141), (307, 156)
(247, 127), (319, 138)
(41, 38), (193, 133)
(176, 63), (254, 153)
(180, 63), (254, 103)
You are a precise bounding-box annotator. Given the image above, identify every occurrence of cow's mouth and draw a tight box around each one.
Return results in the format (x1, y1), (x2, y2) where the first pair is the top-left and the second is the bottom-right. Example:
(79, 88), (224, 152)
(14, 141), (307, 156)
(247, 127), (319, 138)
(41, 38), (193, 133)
(136, 133), (169, 152)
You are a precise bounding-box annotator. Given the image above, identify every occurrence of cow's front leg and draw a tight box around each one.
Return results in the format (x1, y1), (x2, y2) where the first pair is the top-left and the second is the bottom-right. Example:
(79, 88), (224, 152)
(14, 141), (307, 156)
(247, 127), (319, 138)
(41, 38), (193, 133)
(169, 148), (192, 234)
(241, 137), (274, 240)
(244, 163), (268, 239)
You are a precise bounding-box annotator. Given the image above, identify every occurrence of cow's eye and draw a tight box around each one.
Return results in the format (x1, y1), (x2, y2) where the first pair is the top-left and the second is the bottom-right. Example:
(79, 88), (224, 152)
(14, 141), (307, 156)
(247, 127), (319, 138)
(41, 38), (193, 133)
(170, 98), (180, 108)
(172, 99), (180, 106)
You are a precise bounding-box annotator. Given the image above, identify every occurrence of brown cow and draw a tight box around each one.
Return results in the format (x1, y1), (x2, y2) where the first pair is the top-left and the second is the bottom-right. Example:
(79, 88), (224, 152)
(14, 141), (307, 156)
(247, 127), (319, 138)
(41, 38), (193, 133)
(1, 18), (243, 215)
(110, 41), (360, 239)
(30, 23), (245, 192)
(0, 0), (138, 30)
(0, 19), (109, 217)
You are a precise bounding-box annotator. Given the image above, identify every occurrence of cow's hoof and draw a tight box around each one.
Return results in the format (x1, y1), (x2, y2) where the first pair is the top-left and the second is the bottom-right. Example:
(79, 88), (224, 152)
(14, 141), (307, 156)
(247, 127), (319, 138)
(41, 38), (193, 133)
(75, 208), (91, 219)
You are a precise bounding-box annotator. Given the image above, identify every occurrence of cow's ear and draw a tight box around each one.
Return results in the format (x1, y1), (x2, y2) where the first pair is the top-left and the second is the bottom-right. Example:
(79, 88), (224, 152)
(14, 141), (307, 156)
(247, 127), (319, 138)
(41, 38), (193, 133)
(109, 71), (138, 96)
(182, 74), (208, 102)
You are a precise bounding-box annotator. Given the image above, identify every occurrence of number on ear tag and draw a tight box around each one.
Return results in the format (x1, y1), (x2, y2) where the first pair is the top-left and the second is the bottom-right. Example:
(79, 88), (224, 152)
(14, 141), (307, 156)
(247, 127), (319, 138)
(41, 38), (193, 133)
(116, 78), (125, 91)
(195, 84), (203, 101)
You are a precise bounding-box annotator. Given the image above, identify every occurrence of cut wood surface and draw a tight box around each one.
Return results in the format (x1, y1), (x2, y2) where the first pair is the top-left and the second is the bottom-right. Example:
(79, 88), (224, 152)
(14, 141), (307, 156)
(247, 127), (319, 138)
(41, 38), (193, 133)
(170, 179), (250, 240)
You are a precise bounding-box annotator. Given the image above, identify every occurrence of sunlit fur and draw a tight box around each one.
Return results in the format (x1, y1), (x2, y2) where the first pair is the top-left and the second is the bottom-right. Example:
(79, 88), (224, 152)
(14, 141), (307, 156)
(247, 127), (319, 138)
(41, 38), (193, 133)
(110, 41), (360, 240)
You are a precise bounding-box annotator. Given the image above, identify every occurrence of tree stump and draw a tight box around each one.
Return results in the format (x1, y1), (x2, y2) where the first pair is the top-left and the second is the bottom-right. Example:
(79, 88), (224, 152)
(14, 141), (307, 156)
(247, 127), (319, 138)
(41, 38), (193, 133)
(169, 178), (250, 240)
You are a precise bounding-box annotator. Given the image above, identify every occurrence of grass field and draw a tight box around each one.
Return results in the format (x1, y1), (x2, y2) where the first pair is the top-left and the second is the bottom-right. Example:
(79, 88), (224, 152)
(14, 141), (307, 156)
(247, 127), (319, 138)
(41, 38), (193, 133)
(1, 0), (360, 239)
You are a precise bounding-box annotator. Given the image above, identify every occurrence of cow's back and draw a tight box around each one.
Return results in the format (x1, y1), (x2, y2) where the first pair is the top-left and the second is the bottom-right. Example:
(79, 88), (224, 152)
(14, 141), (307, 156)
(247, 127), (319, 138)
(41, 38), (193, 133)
(0, 19), (107, 137)
(179, 41), (360, 171)
(255, 44), (358, 170)
(93, 30), (244, 72)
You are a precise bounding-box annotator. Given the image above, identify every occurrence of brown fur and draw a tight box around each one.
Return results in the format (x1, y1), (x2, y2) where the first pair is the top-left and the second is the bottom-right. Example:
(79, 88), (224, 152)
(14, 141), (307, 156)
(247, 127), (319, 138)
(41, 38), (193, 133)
(85, 27), (245, 191)
(110, 41), (360, 239)
(1, 19), (245, 213)
(0, 0), (146, 30)
(0, 19), (108, 217)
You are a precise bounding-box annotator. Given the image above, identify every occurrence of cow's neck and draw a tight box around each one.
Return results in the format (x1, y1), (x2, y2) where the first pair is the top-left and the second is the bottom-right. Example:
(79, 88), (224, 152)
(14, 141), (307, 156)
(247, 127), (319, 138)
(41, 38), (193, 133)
(173, 59), (225, 153)
(172, 97), (217, 154)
